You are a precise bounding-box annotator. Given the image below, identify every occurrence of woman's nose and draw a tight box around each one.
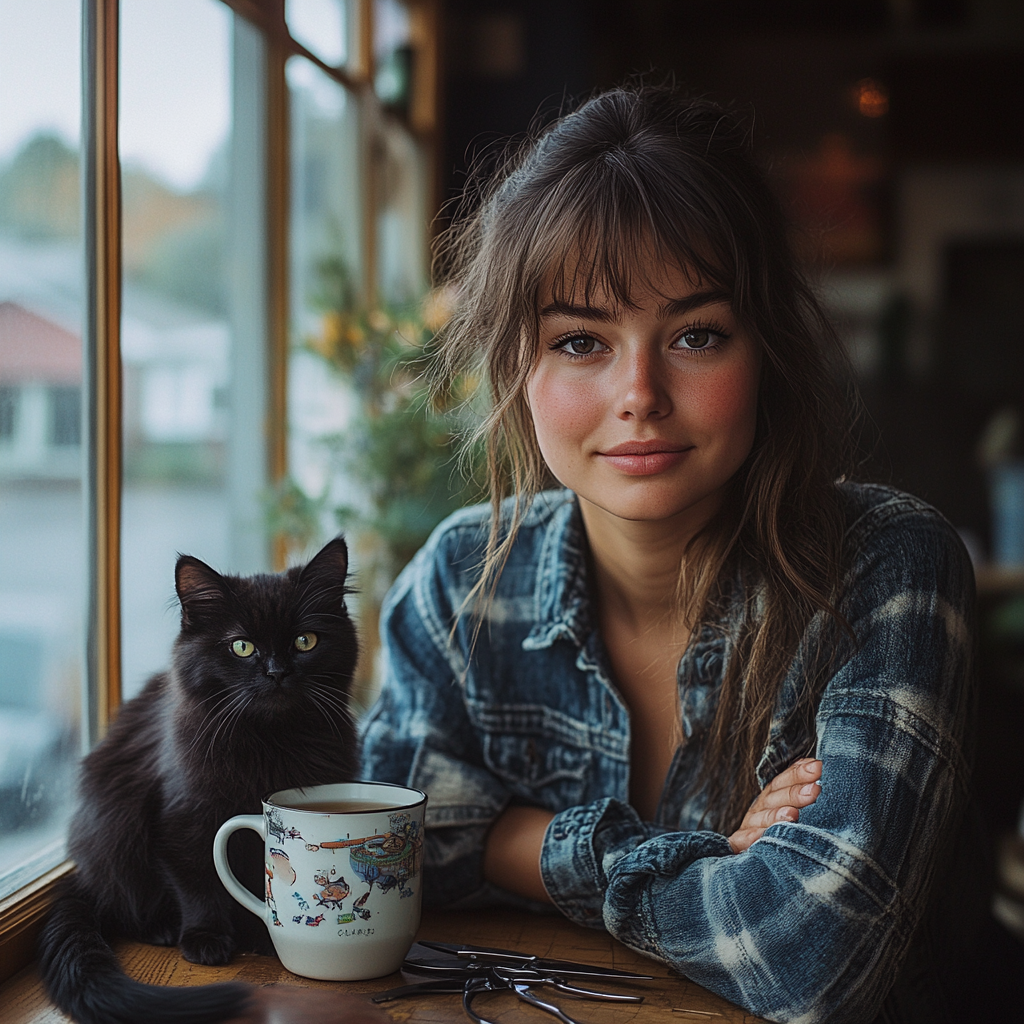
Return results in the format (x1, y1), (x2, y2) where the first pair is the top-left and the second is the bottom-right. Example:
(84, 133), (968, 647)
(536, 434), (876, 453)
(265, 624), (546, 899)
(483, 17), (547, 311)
(615, 348), (670, 420)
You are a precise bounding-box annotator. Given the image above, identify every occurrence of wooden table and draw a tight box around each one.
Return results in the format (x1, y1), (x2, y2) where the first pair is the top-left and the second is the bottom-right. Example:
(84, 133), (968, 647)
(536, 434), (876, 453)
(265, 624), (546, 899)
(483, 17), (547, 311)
(3, 908), (764, 1023)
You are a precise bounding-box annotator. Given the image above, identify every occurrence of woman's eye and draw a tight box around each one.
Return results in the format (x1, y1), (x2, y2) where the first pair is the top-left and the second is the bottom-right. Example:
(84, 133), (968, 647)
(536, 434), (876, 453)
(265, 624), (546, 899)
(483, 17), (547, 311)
(674, 327), (724, 351)
(231, 639), (256, 658)
(294, 632), (318, 652)
(552, 333), (605, 357)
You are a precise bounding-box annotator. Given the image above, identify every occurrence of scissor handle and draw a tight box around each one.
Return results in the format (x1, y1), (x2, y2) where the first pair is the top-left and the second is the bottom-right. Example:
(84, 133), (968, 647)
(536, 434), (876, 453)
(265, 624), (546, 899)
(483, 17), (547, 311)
(511, 982), (582, 1024)
(463, 976), (501, 1024)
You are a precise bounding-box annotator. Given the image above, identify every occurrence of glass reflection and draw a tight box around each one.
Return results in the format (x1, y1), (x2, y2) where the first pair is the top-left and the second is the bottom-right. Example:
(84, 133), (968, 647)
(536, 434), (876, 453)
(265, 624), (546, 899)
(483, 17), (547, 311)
(119, 0), (234, 700)
(0, 0), (84, 898)
(287, 0), (353, 69)
(287, 56), (363, 512)
(374, 0), (411, 114)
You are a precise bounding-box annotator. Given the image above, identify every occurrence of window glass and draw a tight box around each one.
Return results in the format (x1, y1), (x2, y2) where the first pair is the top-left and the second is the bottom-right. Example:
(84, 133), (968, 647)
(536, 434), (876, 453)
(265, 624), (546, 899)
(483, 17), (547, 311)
(0, 0), (84, 899)
(374, 0), (412, 114)
(286, 0), (356, 70)
(119, 0), (239, 699)
(375, 117), (427, 304)
(287, 56), (362, 535)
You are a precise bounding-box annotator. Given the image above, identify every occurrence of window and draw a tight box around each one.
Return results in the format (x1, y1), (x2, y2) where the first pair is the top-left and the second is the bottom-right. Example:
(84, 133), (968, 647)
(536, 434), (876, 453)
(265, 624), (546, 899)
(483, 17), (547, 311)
(0, 0), (85, 923)
(119, 0), (243, 699)
(49, 387), (81, 446)
(0, 386), (17, 440)
(0, 0), (437, 981)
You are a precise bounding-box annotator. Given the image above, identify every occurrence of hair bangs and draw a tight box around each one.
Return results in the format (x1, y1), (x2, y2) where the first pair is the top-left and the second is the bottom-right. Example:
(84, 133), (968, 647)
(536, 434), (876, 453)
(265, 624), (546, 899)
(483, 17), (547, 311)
(521, 154), (735, 316)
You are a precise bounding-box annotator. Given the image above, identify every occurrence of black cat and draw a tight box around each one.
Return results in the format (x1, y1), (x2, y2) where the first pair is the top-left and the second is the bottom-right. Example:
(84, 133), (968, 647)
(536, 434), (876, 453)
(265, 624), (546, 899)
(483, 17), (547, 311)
(39, 537), (364, 1024)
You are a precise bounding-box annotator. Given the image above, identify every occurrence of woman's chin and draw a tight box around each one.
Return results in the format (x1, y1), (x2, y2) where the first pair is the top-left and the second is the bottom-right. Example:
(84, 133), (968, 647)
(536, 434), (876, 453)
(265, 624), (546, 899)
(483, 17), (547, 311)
(575, 484), (726, 530)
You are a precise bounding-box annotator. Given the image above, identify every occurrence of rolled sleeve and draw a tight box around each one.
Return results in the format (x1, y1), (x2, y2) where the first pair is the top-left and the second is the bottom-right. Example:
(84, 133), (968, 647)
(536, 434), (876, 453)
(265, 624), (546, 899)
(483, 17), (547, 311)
(541, 797), (730, 930)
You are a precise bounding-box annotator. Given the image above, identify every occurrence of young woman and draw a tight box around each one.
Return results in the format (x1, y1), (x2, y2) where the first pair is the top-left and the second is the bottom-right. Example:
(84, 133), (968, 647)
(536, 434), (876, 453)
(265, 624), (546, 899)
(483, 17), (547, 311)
(360, 85), (981, 1023)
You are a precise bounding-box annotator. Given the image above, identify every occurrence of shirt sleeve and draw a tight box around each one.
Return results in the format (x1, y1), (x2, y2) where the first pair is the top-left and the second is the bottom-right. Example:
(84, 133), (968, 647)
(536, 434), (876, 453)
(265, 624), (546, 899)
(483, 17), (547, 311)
(359, 527), (519, 908)
(539, 501), (977, 1024)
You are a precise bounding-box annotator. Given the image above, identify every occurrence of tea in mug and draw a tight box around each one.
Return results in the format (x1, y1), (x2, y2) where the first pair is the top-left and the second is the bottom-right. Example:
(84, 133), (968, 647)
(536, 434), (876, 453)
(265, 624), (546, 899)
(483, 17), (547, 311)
(282, 799), (400, 813)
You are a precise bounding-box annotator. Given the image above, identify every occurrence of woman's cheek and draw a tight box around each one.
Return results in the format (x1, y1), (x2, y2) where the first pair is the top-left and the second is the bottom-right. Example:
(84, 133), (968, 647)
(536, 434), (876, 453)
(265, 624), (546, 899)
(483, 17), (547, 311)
(682, 357), (759, 442)
(527, 370), (599, 476)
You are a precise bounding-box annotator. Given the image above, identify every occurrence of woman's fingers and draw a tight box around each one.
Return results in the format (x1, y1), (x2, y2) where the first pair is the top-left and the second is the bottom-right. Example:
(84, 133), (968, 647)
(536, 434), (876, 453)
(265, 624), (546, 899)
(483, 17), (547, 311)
(755, 778), (822, 812)
(757, 760), (821, 805)
(728, 825), (766, 854)
(746, 804), (800, 830)
(730, 759), (824, 851)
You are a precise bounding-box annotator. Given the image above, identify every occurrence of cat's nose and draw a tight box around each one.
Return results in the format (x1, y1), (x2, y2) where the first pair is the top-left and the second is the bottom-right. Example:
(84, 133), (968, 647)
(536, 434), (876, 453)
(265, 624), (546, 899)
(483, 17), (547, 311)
(264, 655), (287, 683)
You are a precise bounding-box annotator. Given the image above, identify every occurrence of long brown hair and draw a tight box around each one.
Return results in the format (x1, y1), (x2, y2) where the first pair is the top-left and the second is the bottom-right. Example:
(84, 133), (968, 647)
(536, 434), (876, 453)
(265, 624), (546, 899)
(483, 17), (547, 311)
(431, 83), (857, 833)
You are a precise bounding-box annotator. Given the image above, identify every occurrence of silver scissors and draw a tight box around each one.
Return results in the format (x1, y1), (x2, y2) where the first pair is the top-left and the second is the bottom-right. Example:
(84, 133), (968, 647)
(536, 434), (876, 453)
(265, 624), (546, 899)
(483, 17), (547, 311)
(371, 941), (653, 1024)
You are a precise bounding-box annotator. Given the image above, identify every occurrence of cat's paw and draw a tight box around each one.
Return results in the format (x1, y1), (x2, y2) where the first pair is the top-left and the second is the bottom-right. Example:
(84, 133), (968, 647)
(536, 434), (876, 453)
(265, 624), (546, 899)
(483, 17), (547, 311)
(179, 927), (236, 965)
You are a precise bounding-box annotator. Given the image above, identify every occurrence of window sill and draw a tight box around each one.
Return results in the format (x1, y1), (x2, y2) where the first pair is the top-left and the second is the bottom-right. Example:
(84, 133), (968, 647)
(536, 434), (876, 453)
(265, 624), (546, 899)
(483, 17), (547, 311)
(0, 862), (73, 987)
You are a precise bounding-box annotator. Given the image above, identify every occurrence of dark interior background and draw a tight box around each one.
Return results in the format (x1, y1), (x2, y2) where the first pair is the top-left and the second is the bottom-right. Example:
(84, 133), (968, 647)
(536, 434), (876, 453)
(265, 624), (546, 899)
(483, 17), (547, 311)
(437, 0), (1024, 994)
(440, 0), (1023, 548)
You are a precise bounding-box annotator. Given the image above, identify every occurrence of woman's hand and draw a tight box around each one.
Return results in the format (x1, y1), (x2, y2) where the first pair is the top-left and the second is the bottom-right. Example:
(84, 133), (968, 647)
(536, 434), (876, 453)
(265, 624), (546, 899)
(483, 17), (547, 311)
(728, 758), (822, 853)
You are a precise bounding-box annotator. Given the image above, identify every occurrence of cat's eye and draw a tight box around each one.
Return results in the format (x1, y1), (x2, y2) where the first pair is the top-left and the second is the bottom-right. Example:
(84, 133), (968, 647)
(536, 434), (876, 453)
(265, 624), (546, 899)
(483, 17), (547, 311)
(294, 632), (318, 652)
(231, 639), (256, 658)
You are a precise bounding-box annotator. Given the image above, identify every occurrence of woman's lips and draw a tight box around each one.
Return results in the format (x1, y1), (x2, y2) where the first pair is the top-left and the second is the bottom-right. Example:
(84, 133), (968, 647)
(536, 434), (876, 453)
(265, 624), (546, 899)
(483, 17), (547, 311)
(597, 441), (694, 476)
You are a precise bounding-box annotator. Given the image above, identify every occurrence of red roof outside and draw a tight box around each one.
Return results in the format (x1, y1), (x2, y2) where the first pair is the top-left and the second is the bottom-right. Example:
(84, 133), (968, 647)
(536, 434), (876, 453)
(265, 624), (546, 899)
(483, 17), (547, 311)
(0, 300), (82, 384)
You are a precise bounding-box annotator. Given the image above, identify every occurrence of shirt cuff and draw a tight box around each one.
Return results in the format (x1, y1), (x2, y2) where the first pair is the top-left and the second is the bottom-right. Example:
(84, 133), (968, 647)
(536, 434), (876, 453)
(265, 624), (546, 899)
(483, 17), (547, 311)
(539, 798), (656, 928)
(602, 829), (733, 951)
(540, 798), (735, 935)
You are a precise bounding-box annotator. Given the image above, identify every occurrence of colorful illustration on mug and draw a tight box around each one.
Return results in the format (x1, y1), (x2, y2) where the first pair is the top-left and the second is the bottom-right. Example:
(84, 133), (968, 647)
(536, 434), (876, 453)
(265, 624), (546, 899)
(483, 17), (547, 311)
(290, 913), (325, 926)
(266, 807), (305, 845)
(320, 812), (423, 909)
(264, 863), (283, 927)
(313, 871), (351, 910)
(269, 847), (297, 886)
(292, 891), (310, 910)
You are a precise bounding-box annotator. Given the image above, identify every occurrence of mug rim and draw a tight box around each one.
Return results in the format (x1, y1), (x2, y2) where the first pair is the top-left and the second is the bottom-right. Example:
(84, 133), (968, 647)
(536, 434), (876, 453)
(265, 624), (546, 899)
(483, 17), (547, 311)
(262, 779), (427, 814)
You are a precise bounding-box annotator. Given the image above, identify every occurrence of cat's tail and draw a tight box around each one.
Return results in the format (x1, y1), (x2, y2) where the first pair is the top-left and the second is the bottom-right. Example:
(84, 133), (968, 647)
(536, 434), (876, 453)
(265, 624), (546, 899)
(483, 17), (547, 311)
(38, 874), (251, 1024)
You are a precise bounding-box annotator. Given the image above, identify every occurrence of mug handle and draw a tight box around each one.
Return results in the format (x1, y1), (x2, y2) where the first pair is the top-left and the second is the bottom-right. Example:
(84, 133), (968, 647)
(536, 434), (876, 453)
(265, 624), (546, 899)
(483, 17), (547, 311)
(213, 814), (266, 920)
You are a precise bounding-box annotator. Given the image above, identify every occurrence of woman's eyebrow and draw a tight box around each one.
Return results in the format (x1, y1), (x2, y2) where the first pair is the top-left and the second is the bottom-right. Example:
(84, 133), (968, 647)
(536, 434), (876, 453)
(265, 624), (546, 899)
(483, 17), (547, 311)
(538, 290), (732, 322)
(538, 300), (615, 322)
(659, 290), (733, 316)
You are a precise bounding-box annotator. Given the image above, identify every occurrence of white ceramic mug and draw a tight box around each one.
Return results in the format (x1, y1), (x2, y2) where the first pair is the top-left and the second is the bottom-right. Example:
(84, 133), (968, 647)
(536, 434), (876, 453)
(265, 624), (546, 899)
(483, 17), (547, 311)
(213, 781), (427, 981)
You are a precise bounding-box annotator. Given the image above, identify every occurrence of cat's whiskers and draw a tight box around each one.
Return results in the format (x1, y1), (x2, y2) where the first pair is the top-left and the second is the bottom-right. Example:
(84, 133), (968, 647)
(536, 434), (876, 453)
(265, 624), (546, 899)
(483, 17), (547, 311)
(303, 678), (351, 705)
(222, 690), (257, 751)
(183, 689), (242, 757)
(202, 690), (251, 764)
(304, 683), (357, 738)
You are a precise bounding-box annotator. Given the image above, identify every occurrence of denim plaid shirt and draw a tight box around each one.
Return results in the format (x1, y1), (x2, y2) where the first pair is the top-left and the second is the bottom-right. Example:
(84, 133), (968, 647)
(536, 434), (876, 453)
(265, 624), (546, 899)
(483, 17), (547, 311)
(360, 483), (979, 1024)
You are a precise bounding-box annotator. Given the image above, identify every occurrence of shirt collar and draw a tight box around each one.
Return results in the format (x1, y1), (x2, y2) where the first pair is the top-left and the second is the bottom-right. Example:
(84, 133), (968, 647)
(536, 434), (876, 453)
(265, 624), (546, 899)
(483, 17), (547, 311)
(522, 492), (594, 651)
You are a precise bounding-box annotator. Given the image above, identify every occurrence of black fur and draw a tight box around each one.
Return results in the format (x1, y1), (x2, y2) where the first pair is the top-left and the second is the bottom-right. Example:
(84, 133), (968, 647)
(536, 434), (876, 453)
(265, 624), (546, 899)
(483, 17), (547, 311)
(39, 537), (359, 1024)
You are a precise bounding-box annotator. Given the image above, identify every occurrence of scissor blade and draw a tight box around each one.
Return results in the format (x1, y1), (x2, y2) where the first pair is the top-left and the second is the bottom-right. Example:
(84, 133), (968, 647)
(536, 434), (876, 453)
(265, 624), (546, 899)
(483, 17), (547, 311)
(402, 943), (484, 974)
(370, 978), (467, 1002)
(416, 940), (654, 980)
(417, 940), (534, 963)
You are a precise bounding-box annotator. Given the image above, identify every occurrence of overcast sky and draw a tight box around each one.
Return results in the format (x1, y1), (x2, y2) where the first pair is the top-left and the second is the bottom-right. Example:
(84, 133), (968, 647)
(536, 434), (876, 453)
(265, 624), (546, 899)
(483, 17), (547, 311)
(0, 0), (231, 192)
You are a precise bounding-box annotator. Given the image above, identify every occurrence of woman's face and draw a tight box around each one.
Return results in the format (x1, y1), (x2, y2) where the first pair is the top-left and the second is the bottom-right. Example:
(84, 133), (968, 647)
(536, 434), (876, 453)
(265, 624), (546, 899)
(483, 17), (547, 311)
(526, 259), (760, 531)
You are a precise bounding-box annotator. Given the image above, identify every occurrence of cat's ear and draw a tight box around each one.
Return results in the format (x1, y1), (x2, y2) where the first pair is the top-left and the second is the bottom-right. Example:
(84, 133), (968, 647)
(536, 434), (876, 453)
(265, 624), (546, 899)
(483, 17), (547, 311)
(175, 555), (229, 628)
(296, 536), (349, 588)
